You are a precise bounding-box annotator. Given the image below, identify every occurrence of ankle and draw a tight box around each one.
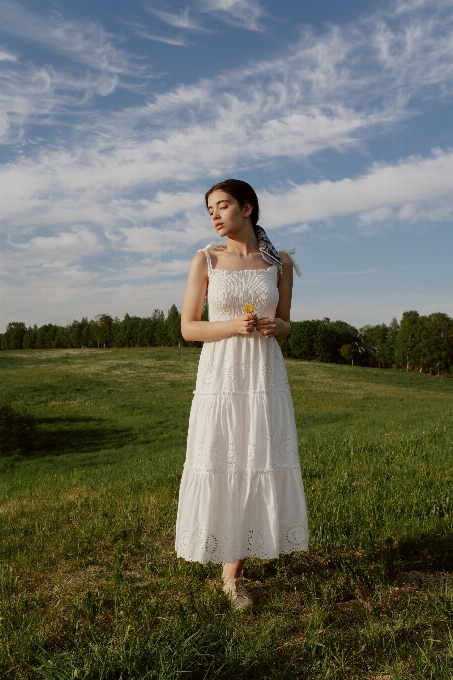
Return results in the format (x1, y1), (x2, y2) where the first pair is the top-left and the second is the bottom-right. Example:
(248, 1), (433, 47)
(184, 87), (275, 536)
(222, 562), (245, 582)
(224, 568), (241, 581)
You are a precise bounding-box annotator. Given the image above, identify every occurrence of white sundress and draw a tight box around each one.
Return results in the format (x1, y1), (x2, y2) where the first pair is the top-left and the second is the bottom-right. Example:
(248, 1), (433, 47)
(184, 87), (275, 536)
(175, 242), (309, 564)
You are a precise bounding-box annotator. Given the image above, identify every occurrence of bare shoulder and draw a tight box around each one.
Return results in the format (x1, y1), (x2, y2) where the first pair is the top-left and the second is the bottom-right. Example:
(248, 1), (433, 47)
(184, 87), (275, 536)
(279, 251), (294, 278)
(190, 250), (208, 275)
(279, 251), (293, 268)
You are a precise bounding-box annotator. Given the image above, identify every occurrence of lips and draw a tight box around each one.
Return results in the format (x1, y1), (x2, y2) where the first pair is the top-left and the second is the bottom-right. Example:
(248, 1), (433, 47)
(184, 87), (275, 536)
(215, 223), (224, 230)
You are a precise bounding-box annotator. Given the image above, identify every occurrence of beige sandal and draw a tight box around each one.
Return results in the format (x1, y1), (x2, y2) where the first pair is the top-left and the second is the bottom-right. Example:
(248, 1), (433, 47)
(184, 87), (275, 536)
(222, 577), (253, 610)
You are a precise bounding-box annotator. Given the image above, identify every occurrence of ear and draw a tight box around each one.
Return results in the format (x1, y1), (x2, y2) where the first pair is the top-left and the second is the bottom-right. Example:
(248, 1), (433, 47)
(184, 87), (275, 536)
(243, 203), (253, 218)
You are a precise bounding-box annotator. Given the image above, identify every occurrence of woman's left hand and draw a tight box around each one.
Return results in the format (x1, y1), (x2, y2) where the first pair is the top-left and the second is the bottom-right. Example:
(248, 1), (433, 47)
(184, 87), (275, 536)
(256, 316), (280, 338)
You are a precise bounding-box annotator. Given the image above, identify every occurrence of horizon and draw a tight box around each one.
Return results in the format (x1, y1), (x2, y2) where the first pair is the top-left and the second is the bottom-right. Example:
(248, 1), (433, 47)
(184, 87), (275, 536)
(3, 305), (451, 337)
(1, 0), (452, 333)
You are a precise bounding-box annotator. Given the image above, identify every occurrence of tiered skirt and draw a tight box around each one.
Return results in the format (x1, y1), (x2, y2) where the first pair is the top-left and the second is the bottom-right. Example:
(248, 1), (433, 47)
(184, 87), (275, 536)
(175, 333), (308, 564)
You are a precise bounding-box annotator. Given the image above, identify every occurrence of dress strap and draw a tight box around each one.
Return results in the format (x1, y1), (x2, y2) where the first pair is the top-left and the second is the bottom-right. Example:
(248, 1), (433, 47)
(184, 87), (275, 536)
(280, 248), (302, 277)
(197, 241), (218, 276)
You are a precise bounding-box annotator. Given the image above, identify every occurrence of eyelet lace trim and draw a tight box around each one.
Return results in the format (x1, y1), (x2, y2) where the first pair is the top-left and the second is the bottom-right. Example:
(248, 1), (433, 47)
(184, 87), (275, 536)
(177, 519), (309, 564)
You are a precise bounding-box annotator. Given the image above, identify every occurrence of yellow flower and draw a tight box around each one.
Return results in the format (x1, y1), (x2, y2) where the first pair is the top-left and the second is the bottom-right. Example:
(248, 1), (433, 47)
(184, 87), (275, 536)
(243, 302), (255, 314)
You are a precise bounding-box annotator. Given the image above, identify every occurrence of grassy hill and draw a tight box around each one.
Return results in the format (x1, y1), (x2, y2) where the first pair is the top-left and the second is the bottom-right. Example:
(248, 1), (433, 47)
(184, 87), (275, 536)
(1, 348), (452, 679)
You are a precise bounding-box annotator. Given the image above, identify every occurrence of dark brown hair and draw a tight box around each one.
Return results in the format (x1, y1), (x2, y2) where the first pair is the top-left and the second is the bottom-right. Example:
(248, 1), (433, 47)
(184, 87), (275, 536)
(205, 179), (260, 227)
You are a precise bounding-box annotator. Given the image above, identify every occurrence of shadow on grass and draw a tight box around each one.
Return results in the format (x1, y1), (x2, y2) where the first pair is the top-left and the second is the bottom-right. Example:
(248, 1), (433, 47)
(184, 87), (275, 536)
(33, 415), (133, 457)
(249, 532), (453, 595)
(397, 531), (453, 571)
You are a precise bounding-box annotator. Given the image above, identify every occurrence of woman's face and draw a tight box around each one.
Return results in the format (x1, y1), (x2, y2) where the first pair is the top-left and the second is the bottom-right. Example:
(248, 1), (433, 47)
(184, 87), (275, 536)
(207, 190), (252, 238)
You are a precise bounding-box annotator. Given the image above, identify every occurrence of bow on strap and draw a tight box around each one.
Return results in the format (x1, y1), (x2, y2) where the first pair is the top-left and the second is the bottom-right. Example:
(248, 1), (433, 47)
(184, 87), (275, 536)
(280, 248), (302, 277)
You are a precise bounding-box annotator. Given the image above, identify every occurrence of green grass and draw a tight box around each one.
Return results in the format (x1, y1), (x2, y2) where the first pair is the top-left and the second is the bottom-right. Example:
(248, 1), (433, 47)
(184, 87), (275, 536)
(0, 348), (452, 679)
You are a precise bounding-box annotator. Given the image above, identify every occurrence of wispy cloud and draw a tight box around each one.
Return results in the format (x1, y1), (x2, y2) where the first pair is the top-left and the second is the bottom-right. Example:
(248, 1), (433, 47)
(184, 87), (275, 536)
(198, 0), (265, 31)
(2, 3), (452, 225)
(0, 48), (17, 62)
(0, 5), (152, 143)
(131, 27), (188, 46)
(393, 0), (452, 15)
(1, 0), (452, 328)
(1, 2), (143, 75)
(0, 55), (131, 144)
(149, 7), (207, 31)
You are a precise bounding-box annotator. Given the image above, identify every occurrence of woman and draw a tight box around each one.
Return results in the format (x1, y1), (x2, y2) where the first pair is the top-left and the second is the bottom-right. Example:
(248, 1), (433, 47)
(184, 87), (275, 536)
(175, 179), (308, 609)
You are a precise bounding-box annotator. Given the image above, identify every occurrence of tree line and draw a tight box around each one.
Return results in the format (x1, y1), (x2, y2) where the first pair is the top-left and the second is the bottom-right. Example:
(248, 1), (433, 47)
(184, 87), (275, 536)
(0, 305), (193, 352)
(280, 311), (453, 375)
(1, 307), (452, 375)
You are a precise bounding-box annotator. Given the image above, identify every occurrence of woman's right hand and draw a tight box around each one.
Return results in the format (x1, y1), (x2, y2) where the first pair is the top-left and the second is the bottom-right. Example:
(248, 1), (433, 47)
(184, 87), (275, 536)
(234, 314), (257, 335)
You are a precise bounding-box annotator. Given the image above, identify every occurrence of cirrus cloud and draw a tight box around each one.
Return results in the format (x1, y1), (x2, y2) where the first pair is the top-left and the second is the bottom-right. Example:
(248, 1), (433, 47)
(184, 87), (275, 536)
(1, 0), (452, 329)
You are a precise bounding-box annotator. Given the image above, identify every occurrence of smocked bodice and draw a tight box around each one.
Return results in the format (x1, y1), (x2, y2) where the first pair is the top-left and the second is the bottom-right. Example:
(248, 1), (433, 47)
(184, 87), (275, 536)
(207, 267), (280, 322)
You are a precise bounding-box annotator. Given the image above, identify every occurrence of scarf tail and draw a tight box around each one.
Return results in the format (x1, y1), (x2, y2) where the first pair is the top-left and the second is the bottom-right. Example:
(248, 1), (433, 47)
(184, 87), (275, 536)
(253, 224), (283, 273)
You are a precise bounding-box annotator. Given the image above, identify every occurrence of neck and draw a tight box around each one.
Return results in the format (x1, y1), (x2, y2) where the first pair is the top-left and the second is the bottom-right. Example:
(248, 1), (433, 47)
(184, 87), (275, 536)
(224, 223), (259, 256)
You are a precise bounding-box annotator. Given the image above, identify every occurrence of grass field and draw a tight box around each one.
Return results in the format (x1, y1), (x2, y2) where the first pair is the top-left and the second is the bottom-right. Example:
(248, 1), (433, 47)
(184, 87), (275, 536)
(0, 347), (452, 679)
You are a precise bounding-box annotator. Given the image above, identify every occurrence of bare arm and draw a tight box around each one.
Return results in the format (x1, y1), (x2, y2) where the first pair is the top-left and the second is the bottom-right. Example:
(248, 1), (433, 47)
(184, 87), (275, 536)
(181, 251), (257, 342)
(255, 251), (293, 340)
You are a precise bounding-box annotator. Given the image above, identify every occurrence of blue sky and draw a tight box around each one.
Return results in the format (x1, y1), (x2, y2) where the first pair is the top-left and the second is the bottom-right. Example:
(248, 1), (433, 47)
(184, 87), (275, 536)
(0, 0), (452, 332)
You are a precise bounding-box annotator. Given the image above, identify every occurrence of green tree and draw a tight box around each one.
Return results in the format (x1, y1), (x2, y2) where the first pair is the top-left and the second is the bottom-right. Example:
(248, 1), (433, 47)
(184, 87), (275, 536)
(166, 305), (183, 347)
(53, 325), (69, 349)
(377, 318), (399, 368)
(201, 298), (209, 322)
(95, 314), (114, 348)
(278, 333), (292, 357)
(119, 314), (132, 347)
(418, 313), (453, 374)
(81, 318), (93, 347)
(361, 324), (386, 366)
(130, 316), (143, 347)
(395, 310), (420, 370)
(330, 320), (362, 363)
(68, 319), (83, 348)
(2, 322), (27, 350)
(111, 317), (122, 348)
(314, 319), (336, 363)
(135, 317), (153, 347)
(152, 309), (167, 347)
(23, 325), (38, 350)
(36, 324), (59, 349)
(288, 321), (317, 360)
(340, 344), (356, 365)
